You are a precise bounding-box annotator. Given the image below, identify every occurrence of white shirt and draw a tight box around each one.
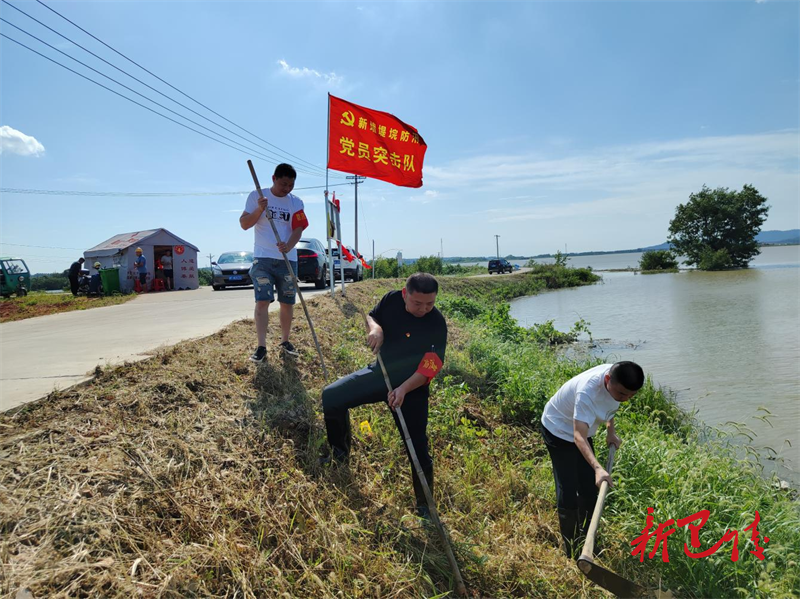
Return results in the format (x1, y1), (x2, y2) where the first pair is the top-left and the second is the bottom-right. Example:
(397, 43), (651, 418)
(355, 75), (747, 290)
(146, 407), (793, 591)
(244, 188), (304, 261)
(541, 364), (621, 442)
(161, 255), (173, 269)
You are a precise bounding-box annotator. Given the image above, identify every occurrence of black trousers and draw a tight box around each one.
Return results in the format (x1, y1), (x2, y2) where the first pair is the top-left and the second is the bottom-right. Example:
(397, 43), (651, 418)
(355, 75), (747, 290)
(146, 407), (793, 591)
(540, 423), (598, 516)
(69, 276), (79, 296)
(322, 364), (431, 473)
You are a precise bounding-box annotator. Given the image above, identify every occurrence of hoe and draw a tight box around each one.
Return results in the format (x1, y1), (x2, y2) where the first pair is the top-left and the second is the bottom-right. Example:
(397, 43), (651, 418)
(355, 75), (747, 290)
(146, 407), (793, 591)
(577, 445), (653, 598)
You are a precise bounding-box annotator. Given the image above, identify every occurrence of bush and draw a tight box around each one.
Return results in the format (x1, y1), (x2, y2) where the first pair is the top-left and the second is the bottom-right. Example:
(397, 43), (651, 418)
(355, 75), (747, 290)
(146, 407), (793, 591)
(197, 268), (213, 286)
(372, 257), (401, 279)
(413, 255), (443, 275)
(436, 295), (487, 319)
(639, 249), (679, 271)
(698, 247), (734, 271)
(31, 272), (69, 291)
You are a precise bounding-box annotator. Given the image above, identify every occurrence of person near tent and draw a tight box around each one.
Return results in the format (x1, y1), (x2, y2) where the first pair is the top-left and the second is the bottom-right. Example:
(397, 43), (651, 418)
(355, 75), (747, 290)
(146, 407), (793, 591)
(321, 272), (447, 518)
(134, 247), (148, 292)
(239, 163), (309, 363)
(160, 249), (174, 290)
(539, 361), (645, 557)
(89, 261), (103, 295)
(68, 257), (85, 296)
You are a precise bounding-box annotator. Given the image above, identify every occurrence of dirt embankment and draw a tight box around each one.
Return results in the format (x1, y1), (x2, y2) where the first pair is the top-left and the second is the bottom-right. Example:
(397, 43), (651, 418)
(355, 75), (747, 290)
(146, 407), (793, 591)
(1, 277), (601, 599)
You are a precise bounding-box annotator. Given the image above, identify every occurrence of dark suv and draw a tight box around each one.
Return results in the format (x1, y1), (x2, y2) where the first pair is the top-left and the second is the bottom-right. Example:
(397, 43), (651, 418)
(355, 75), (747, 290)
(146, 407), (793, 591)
(296, 238), (329, 289)
(488, 258), (513, 274)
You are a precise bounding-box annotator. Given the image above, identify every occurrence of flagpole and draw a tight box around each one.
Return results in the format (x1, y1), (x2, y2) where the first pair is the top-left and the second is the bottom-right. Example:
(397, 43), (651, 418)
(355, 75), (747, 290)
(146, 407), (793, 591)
(326, 93), (335, 297)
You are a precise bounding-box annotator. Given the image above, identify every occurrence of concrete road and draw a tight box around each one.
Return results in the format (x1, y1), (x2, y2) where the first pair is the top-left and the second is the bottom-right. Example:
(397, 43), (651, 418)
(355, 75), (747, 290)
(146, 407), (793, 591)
(0, 285), (327, 412)
(472, 267), (532, 277)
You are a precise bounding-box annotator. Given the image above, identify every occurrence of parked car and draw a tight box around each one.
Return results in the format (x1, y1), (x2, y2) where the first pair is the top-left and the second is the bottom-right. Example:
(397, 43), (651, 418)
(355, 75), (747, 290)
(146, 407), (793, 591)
(0, 257), (30, 298)
(327, 245), (363, 281)
(488, 258), (513, 275)
(296, 238), (329, 289)
(212, 251), (253, 290)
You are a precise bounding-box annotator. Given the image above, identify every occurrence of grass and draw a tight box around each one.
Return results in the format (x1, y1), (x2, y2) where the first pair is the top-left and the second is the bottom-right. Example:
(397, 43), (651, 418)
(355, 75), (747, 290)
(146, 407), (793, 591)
(1, 268), (797, 598)
(0, 291), (135, 323)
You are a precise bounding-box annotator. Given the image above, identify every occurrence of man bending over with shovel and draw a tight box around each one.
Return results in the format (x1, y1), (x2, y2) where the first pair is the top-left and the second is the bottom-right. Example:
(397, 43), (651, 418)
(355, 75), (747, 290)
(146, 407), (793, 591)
(540, 361), (644, 557)
(321, 273), (446, 518)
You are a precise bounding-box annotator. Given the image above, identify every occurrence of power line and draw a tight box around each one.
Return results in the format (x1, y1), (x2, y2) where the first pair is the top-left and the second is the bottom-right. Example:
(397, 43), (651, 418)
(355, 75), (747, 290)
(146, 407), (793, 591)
(30, 0), (333, 176)
(0, 19), (327, 179)
(1, 242), (85, 250)
(0, 183), (350, 198)
(0, 2), (329, 177)
(0, 33), (331, 177)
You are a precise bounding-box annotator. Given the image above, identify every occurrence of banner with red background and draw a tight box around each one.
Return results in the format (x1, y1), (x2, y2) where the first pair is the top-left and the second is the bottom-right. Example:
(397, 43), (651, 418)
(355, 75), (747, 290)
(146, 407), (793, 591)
(327, 94), (427, 188)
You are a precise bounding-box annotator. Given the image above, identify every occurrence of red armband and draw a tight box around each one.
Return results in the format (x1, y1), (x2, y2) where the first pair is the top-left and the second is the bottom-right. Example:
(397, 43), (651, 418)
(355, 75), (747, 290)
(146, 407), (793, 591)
(291, 209), (309, 230)
(416, 352), (443, 383)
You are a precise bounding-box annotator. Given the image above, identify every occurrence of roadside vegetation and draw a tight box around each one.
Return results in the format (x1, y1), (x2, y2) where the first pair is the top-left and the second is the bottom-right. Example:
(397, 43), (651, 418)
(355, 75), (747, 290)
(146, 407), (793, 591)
(0, 291), (135, 323)
(371, 255), (486, 278)
(29, 272), (70, 292)
(639, 250), (680, 274)
(2, 266), (797, 598)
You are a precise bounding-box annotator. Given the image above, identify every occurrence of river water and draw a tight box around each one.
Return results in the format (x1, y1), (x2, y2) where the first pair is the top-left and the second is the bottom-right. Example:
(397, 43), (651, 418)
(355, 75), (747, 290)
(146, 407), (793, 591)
(507, 245), (800, 483)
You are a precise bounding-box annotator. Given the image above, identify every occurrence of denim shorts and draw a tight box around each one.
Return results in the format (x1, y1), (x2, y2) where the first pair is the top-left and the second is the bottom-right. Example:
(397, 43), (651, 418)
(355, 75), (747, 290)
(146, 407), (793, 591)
(249, 257), (297, 304)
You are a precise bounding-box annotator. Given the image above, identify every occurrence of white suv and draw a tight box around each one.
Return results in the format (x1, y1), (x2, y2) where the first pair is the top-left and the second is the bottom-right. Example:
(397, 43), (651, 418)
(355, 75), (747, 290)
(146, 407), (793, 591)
(328, 246), (363, 281)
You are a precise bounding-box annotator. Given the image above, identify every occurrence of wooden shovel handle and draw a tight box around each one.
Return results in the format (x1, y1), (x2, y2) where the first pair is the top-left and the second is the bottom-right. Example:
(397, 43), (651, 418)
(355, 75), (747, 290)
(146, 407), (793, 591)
(580, 444), (616, 562)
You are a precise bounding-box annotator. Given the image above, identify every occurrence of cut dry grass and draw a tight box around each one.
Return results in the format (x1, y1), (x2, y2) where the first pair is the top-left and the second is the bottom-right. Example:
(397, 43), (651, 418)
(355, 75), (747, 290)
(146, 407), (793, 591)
(1, 277), (605, 599)
(0, 292), (135, 323)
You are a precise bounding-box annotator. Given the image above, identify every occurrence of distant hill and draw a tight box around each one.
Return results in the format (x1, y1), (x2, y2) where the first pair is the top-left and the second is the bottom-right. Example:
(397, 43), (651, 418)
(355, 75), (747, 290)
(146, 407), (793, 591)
(756, 229), (800, 245)
(432, 230), (799, 262)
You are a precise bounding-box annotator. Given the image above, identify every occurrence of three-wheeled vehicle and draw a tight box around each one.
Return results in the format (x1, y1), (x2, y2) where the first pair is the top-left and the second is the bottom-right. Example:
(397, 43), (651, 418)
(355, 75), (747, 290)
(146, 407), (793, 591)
(0, 257), (31, 298)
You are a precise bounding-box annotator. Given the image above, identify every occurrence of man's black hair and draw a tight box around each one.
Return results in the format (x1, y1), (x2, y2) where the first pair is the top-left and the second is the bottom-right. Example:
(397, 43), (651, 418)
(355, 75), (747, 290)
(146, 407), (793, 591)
(406, 272), (439, 294)
(274, 163), (297, 180)
(609, 361), (645, 391)
(78, 257), (85, 262)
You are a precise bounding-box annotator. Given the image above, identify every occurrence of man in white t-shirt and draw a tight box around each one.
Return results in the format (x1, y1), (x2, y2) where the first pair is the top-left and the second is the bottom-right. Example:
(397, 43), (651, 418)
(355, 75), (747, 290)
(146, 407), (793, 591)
(239, 163), (309, 363)
(539, 361), (644, 557)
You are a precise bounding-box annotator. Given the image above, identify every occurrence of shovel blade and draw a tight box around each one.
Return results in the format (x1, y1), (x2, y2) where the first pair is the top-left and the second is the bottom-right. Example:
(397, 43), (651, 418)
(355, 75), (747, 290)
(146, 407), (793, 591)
(577, 557), (647, 598)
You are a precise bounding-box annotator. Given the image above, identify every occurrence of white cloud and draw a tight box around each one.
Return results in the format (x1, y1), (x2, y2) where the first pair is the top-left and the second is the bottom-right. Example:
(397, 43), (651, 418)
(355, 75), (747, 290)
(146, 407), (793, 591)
(277, 59), (343, 87)
(0, 126), (45, 157)
(408, 189), (442, 204)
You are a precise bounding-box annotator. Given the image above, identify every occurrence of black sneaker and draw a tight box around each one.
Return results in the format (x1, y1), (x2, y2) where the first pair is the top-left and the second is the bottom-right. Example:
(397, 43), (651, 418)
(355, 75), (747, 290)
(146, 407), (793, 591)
(279, 341), (299, 357)
(249, 346), (267, 363)
(318, 449), (348, 467)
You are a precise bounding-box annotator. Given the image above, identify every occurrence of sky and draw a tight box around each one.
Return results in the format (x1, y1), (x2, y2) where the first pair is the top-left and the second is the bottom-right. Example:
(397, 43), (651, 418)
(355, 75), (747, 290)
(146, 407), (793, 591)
(1, 0), (798, 274)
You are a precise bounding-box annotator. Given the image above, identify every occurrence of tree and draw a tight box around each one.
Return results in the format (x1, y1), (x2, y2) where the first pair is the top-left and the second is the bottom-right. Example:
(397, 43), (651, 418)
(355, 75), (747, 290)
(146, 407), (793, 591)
(639, 250), (678, 272)
(413, 255), (443, 275)
(667, 185), (769, 270)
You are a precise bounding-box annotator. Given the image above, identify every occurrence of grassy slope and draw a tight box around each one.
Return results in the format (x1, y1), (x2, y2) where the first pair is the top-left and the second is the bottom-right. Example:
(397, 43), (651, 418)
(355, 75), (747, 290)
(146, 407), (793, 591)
(1, 268), (797, 598)
(0, 292), (135, 323)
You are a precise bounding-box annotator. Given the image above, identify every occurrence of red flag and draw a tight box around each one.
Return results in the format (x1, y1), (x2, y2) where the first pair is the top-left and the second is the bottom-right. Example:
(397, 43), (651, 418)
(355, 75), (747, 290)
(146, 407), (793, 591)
(337, 241), (355, 262)
(332, 191), (340, 212)
(328, 94), (427, 188)
(360, 257), (372, 270)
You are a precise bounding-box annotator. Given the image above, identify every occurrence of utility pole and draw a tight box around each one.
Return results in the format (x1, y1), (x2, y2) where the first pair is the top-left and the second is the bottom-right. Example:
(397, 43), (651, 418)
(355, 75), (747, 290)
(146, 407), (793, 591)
(346, 175), (366, 254)
(440, 238), (443, 259)
(495, 235), (501, 259)
(207, 253), (215, 269)
(372, 239), (375, 279)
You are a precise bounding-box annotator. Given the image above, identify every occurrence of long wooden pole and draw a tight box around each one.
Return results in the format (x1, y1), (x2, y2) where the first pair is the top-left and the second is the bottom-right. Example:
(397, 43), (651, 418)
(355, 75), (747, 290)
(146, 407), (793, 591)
(580, 444), (615, 561)
(357, 307), (467, 597)
(247, 160), (328, 381)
